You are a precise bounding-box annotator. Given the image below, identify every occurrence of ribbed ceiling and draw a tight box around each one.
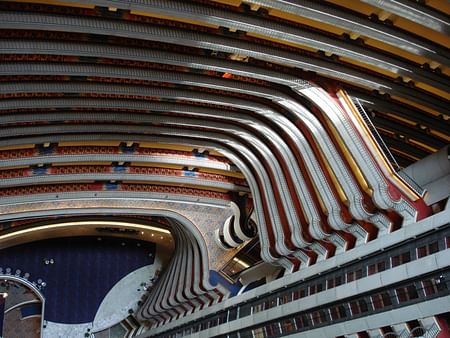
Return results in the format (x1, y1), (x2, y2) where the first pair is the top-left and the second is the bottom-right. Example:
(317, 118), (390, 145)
(0, 0), (448, 165)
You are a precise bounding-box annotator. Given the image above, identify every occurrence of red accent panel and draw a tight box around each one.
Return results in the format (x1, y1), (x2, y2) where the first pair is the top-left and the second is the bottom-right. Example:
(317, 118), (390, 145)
(436, 314), (450, 338)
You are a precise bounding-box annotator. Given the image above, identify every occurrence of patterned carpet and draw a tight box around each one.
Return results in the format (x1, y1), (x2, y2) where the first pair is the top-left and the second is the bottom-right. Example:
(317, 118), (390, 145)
(0, 282), (41, 338)
(0, 236), (156, 324)
(3, 306), (41, 338)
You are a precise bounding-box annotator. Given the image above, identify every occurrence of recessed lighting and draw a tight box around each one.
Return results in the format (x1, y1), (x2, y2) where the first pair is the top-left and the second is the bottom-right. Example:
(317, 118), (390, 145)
(0, 221), (170, 241)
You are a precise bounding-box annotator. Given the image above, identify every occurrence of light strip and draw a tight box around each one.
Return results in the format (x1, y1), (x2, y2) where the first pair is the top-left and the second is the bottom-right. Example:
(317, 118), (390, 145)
(0, 220), (171, 241)
(232, 257), (250, 268)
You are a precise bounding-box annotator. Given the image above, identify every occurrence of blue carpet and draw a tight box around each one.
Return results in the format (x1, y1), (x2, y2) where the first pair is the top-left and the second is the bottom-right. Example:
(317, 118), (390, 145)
(0, 236), (155, 324)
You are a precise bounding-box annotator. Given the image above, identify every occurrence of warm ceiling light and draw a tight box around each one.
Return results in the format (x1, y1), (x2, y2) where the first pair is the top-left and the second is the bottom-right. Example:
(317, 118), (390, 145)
(0, 220), (170, 241)
(232, 257), (250, 268)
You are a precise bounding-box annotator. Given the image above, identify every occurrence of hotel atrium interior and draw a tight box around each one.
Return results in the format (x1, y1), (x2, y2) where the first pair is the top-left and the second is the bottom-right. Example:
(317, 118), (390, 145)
(0, 0), (449, 337)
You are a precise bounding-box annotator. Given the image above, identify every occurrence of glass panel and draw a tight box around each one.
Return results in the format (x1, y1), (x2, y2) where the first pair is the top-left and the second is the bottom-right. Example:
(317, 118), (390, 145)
(429, 241), (439, 254)
(268, 296), (277, 309)
(227, 332), (239, 338)
(209, 317), (218, 328)
(311, 309), (328, 325)
(326, 275), (341, 288)
(265, 322), (280, 337)
(279, 292), (292, 305)
(240, 304), (252, 317)
(391, 251), (411, 267)
(422, 279), (438, 296)
(317, 283), (324, 292)
(293, 288), (307, 300)
(327, 277), (335, 289)
(329, 304), (347, 320)
(346, 269), (363, 282)
(294, 314), (310, 329)
(253, 302), (264, 313)
(371, 292), (392, 309)
(368, 261), (386, 276)
(417, 241), (439, 258)
(253, 327), (265, 338)
(309, 282), (324, 294)
(417, 245), (427, 258)
(218, 312), (227, 325)
(280, 319), (296, 334)
(349, 298), (369, 315)
(228, 307), (237, 321)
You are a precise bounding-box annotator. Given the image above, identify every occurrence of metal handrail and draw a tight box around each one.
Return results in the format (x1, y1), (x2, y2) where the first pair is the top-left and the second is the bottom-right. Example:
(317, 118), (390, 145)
(352, 97), (400, 171)
(352, 97), (426, 197)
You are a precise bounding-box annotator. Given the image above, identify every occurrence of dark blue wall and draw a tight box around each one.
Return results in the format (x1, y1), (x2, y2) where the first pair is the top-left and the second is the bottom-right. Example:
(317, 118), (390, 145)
(209, 270), (242, 297)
